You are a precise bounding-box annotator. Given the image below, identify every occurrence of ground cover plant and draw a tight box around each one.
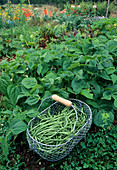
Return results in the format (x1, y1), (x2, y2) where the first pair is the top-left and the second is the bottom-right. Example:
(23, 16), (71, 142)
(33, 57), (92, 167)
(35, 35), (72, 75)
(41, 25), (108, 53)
(0, 0), (117, 169)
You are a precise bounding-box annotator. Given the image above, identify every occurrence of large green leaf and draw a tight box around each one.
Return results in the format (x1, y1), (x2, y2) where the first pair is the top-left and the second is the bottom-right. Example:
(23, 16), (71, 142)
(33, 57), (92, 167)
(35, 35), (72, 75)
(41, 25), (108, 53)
(71, 77), (85, 94)
(105, 67), (116, 75)
(94, 111), (114, 127)
(63, 60), (71, 70)
(7, 85), (21, 106)
(0, 73), (11, 96)
(99, 71), (111, 80)
(111, 74), (117, 84)
(97, 35), (108, 43)
(73, 69), (84, 80)
(81, 89), (93, 99)
(25, 109), (39, 118)
(101, 91), (112, 100)
(37, 63), (43, 75)
(16, 50), (24, 56)
(25, 95), (40, 105)
(10, 119), (28, 135)
(28, 62), (34, 69)
(21, 78), (37, 89)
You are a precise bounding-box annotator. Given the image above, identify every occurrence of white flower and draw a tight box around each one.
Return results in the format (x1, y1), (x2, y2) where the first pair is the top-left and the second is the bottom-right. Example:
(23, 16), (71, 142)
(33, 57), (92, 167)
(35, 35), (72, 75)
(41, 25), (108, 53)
(71, 5), (75, 8)
(34, 8), (38, 10)
(93, 5), (97, 8)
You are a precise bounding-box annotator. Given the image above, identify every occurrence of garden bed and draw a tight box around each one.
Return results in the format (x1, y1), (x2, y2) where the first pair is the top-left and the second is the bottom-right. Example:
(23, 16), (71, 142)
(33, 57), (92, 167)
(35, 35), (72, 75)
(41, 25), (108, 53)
(0, 1), (117, 169)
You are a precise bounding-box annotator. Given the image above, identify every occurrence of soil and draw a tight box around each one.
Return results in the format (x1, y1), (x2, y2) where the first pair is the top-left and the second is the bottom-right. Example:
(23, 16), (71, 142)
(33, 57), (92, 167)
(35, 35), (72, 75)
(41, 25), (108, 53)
(110, 7), (117, 17)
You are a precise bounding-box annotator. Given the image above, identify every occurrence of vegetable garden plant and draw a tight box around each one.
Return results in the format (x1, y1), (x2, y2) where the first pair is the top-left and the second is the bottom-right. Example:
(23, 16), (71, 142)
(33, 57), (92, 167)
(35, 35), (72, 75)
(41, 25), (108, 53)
(0, 0), (117, 169)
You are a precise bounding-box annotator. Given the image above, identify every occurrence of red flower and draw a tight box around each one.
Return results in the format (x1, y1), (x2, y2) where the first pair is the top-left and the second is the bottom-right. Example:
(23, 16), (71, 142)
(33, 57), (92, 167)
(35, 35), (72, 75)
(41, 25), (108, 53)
(74, 10), (77, 13)
(49, 10), (53, 17)
(26, 8), (35, 17)
(24, 13), (30, 18)
(43, 8), (48, 15)
(88, 25), (90, 27)
(22, 7), (35, 18)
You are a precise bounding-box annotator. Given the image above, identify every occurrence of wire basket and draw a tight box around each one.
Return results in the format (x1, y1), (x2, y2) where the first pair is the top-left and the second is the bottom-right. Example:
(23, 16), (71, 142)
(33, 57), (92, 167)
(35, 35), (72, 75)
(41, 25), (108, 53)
(26, 95), (92, 162)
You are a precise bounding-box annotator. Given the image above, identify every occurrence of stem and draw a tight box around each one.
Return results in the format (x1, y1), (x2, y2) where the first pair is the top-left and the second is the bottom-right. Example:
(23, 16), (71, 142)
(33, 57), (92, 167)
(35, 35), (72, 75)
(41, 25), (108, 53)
(106, 0), (110, 18)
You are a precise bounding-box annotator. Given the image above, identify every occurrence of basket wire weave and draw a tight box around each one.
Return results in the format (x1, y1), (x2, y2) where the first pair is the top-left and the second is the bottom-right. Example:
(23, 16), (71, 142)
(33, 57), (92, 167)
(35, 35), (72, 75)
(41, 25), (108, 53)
(26, 96), (92, 161)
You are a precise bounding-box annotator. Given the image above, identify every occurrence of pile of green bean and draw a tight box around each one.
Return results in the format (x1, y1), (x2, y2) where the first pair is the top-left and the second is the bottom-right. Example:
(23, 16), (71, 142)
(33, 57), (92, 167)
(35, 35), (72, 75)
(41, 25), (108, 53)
(29, 106), (87, 146)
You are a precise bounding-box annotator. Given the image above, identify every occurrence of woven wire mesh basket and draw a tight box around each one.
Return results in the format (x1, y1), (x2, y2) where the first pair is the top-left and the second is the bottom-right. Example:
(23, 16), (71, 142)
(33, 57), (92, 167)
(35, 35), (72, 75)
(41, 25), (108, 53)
(26, 95), (92, 162)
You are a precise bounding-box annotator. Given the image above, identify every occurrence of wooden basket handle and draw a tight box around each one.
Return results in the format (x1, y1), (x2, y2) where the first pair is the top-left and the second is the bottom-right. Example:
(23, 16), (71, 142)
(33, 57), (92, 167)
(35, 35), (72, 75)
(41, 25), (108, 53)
(52, 94), (72, 107)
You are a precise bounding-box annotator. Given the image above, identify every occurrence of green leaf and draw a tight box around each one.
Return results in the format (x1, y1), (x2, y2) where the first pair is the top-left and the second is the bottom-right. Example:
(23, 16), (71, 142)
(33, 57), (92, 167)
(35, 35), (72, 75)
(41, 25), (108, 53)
(0, 73), (11, 96)
(97, 35), (108, 43)
(101, 91), (112, 100)
(7, 85), (21, 106)
(114, 98), (117, 108)
(93, 111), (114, 127)
(16, 50), (24, 56)
(1, 110), (12, 115)
(112, 94), (117, 107)
(81, 89), (93, 99)
(44, 53), (53, 62)
(37, 64), (43, 75)
(1, 137), (9, 159)
(45, 72), (57, 80)
(16, 66), (26, 74)
(68, 63), (79, 69)
(43, 91), (52, 99)
(25, 109), (39, 118)
(21, 86), (30, 95)
(99, 71), (110, 80)
(73, 69), (84, 80)
(49, 78), (54, 85)
(59, 90), (69, 99)
(105, 67), (116, 75)
(21, 78), (37, 89)
(25, 95), (40, 105)
(111, 74), (117, 84)
(86, 100), (99, 108)
(71, 77), (85, 94)
(0, 45), (4, 49)
(30, 84), (43, 94)
(16, 94), (27, 103)
(63, 60), (71, 70)
(28, 62), (34, 69)
(41, 64), (49, 76)
(10, 119), (28, 135)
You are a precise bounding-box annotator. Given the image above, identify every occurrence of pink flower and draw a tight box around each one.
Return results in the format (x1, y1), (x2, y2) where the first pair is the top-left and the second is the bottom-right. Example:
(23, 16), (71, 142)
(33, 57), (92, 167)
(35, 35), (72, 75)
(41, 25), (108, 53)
(93, 5), (97, 8)
(77, 5), (81, 8)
